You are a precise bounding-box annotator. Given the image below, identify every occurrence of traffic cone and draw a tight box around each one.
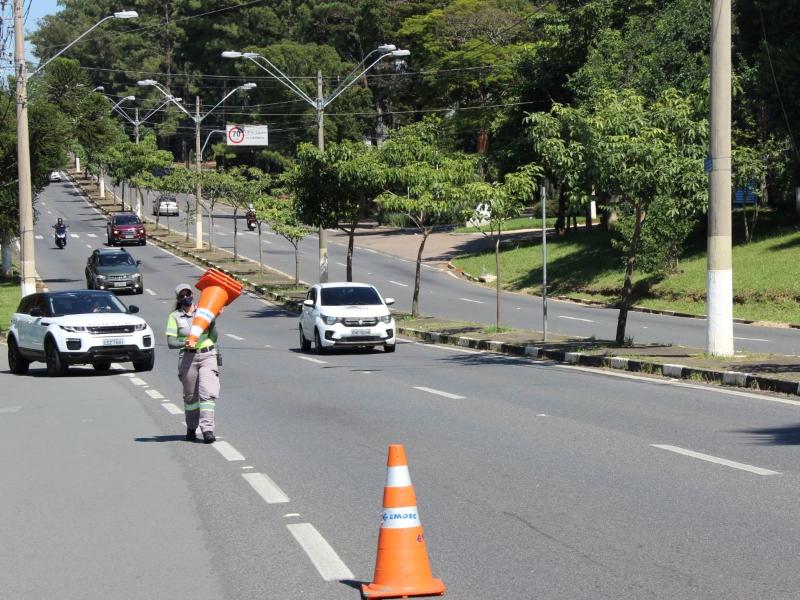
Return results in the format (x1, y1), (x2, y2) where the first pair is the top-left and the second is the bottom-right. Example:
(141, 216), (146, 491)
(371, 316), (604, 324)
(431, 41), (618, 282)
(362, 444), (445, 599)
(186, 269), (243, 347)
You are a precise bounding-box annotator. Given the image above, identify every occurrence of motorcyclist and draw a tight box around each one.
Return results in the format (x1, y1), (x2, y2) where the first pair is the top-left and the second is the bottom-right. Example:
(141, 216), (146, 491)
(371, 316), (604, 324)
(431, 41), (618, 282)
(52, 217), (68, 247)
(246, 204), (256, 229)
(52, 217), (67, 232)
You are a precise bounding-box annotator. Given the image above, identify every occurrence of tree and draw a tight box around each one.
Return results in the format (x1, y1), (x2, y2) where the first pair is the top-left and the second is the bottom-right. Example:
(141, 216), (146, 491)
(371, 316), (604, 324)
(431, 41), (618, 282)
(259, 194), (312, 284)
(158, 168), (198, 242)
(223, 167), (271, 263)
(375, 118), (479, 317)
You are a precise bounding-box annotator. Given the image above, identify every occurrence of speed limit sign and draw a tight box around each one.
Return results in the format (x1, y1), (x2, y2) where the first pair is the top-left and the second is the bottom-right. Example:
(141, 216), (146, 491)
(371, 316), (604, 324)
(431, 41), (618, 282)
(226, 124), (268, 146)
(227, 126), (245, 144)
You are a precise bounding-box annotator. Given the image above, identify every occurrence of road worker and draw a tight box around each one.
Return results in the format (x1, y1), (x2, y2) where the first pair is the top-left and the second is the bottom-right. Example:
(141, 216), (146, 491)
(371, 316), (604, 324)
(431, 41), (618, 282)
(166, 283), (220, 443)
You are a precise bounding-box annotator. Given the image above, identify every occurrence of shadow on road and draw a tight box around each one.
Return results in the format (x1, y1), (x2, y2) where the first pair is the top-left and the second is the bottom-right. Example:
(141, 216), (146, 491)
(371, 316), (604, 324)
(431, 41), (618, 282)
(134, 434), (186, 443)
(738, 423), (800, 445)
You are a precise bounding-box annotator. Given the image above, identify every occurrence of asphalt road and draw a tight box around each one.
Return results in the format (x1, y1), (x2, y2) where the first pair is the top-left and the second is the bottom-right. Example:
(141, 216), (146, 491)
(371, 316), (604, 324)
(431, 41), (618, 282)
(10, 179), (800, 599)
(106, 176), (800, 356)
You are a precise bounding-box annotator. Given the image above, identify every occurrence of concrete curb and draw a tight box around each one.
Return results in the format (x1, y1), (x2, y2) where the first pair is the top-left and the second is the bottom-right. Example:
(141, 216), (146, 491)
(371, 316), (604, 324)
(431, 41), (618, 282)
(395, 326), (800, 397)
(67, 172), (800, 398)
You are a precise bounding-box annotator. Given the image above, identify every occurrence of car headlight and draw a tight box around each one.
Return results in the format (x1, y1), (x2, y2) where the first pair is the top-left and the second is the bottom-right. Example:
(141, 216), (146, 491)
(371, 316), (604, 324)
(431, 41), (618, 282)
(321, 314), (340, 326)
(380, 314), (392, 324)
(59, 325), (87, 332)
(132, 273), (141, 279)
(96, 274), (106, 280)
(133, 323), (147, 331)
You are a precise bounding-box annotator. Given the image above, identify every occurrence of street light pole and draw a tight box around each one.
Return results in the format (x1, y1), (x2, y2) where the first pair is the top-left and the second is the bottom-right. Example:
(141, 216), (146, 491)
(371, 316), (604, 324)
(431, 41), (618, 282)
(14, 0), (35, 296)
(195, 96), (203, 248)
(707, 0), (734, 356)
(222, 45), (409, 283)
(134, 107), (140, 144)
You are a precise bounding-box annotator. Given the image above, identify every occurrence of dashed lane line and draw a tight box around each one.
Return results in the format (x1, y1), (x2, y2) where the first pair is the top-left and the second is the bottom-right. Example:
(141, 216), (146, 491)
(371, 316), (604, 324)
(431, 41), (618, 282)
(458, 297), (483, 304)
(559, 315), (594, 323)
(286, 523), (354, 581)
(213, 441), (246, 461)
(129, 377), (147, 386)
(389, 280), (408, 287)
(145, 289), (156, 296)
(35, 235), (43, 240)
(413, 386), (465, 400)
(87, 233), (97, 238)
(226, 333), (244, 341)
(242, 472), (290, 504)
(734, 336), (770, 342)
(650, 444), (780, 476)
(145, 389), (164, 400)
(298, 356), (327, 364)
(162, 403), (183, 415)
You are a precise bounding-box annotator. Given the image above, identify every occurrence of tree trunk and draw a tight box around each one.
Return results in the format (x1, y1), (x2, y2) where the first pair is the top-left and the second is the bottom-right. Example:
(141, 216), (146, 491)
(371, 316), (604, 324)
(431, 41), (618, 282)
(294, 243), (300, 284)
(476, 128), (489, 154)
(185, 193), (191, 242)
(615, 204), (644, 345)
(257, 224), (264, 274)
(411, 230), (430, 318)
(120, 181), (126, 211)
(495, 233), (501, 329)
(585, 203), (593, 231)
(346, 226), (356, 282)
(555, 188), (566, 235)
(1, 232), (12, 278)
(233, 208), (239, 262)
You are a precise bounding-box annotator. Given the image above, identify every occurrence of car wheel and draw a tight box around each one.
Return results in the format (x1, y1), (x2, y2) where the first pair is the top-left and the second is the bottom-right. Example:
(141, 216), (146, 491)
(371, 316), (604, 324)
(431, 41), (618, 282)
(45, 338), (69, 376)
(299, 326), (311, 352)
(136, 286), (144, 294)
(384, 343), (396, 353)
(313, 328), (327, 355)
(133, 351), (155, 372)
(93, 361), (111, 372)
(8, 337), (30, 375)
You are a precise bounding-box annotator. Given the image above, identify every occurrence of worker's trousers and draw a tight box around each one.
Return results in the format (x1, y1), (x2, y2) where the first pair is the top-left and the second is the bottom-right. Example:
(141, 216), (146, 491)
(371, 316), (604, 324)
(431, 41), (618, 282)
(178, 350), (220, 433)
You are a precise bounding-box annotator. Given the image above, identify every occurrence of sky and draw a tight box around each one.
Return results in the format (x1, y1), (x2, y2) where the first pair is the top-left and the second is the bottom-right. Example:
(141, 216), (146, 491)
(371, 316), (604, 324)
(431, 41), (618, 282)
(26, 0), (60, 34)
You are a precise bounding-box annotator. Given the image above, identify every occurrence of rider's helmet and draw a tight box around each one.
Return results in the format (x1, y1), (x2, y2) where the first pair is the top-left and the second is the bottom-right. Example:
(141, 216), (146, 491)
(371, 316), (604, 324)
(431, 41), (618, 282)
(56, 217), (63, 226)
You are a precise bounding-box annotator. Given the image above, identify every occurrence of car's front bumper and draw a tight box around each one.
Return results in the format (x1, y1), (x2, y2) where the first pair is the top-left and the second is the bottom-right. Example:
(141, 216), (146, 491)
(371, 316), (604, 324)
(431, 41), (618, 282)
(94, 279), (142, 292)
(319, 322), (395, 347)
(58, 331), (154, 362)
(62, 346), (154, 364)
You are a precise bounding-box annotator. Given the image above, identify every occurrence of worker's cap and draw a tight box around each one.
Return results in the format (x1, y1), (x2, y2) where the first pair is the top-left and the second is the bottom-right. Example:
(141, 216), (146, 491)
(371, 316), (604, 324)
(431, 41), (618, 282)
(174, 283), (193, 297)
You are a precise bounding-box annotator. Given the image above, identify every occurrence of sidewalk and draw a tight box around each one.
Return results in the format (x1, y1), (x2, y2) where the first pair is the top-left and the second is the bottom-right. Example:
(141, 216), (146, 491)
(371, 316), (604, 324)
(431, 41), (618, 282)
(68, 170), (800, 398)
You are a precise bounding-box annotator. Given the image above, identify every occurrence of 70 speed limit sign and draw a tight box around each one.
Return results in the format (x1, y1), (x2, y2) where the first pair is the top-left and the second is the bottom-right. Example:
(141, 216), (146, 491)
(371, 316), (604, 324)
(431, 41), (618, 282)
(226, 124), (269, 146)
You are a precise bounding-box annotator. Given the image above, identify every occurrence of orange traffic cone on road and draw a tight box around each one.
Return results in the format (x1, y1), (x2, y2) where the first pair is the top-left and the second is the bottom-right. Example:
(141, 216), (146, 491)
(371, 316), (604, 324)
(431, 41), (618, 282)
(186, 268), (243, 347)
(362, 444), (446, 599)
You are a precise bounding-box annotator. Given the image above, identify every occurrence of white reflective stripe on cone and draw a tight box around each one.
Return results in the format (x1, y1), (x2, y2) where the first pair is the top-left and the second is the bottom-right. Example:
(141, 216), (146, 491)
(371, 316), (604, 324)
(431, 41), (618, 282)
(385, 466), (412, 488)
(189, 325), (205, 338)
(195, 307), (216, 322)
(381, 506), (421, 529)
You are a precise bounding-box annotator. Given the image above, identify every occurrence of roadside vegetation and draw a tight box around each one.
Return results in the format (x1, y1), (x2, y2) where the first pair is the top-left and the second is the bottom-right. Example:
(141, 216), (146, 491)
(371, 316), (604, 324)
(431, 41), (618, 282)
(0, 275), (19, 333)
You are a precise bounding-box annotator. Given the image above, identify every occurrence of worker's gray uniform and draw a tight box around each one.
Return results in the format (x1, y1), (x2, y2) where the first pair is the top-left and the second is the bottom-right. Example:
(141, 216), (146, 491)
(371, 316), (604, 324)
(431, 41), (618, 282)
(166, 309), (219, 433)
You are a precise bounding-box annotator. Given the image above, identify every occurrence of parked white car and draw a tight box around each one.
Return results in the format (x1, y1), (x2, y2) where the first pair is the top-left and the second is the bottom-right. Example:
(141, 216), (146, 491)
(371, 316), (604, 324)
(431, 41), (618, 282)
(49, 171), (62, 182)
(299, 282), (396, 353)
(152, 194), (179, 216)
(7, 290), (155, 376)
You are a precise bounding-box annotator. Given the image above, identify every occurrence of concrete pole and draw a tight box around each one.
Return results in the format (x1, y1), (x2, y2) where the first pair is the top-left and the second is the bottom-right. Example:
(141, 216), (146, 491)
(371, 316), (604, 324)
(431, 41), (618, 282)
(134, 108), (140, 144)
(541, 183), (548, 343)
(194, 96), (204, 249)
(707, 0), (734, 356)
(14, 0), (35, 297)
(317, 70), (328, 283)
(99, 167), (105, 199)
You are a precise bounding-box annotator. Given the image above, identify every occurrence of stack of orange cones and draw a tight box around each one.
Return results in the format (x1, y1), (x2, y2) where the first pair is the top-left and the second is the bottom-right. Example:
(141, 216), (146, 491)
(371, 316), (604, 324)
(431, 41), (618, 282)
(186, 268), (243, 347)
(362, 444), (446, 599)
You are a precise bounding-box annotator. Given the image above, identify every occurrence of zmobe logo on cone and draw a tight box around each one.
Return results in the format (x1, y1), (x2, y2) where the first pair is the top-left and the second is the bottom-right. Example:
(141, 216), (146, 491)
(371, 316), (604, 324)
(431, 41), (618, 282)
(186, 268), (243, 347)
(362, 444), (445, 599)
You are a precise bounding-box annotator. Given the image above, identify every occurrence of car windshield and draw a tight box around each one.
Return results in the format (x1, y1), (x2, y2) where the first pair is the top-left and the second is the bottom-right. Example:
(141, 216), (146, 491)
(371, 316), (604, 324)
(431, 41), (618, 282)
(49, 292), (126, 316)
(114, 215), (140, 225)
(320, 286), (382, 306)
(98, 253), (136, 267)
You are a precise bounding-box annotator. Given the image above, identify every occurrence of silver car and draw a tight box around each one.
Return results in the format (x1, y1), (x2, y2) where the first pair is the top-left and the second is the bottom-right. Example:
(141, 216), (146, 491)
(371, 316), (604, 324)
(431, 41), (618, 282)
(152, 194), (179, 216)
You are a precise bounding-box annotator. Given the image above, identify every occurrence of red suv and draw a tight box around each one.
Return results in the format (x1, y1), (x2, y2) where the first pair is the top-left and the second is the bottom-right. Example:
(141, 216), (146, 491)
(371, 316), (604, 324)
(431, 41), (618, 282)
(107, 213), (146, 246)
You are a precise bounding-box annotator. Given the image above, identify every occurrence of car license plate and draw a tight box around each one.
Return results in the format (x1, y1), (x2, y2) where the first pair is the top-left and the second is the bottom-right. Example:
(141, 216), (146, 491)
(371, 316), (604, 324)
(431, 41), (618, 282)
(351, 328), (371, 335)
(103, 338), (124, 346)
(113, 282), (127, 287)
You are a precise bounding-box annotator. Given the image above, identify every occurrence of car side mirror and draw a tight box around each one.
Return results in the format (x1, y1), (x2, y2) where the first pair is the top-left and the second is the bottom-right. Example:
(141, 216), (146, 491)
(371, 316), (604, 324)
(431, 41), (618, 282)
(29, 307), (42, 317)
(384, 297), (395, 306)
(303, 299), (314, 307)
(127, 305), (140, 314)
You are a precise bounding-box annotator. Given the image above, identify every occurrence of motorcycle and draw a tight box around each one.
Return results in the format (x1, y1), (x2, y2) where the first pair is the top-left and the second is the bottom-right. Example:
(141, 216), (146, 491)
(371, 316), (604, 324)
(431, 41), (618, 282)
(246, 211), (257, 231)
(54, 226), (68, 249)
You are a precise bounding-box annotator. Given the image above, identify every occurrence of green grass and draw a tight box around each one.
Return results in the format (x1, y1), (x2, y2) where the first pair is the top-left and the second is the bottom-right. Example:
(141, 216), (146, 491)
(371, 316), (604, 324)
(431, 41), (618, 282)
(452, 210), (800, 324)
(0, 275), (20, 333)
(453, 215), (561, 234)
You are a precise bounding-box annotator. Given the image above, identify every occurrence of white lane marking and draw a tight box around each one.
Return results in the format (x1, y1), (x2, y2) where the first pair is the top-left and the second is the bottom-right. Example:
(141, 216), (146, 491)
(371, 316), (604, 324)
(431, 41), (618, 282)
(0, 406), (22, 413)
(264, 344), (271, 348)
(47, 210), (52, 215)
(145, 389), (164, 399)
(559, 315), (594, 323)
(162, 403), (183, 415)
(216, 231), (227, 236)
(537, 414), (547, 417)
(241, 465), (254, 470)
(129, 377), (147, 386)
(458, 297), (483, 304)
(225, 333), (244, 341)
(415, 341), (480, 355)
(145, 289), (156, 296)
(242, 472), (290, 503)
(335, 262), (346, 267)
(650, 444), (780, 476)
(414, 386), (464, 400)
(41, 201), (46, 205)
(70, 233), (79, 238)
(364, 248), (378, 254)
(213, 441), (246, 461)
(87, 233), (97, 238)
(262, 239), (272, 244)
(734, 336), (770, 342)
(35, 235), (43, 240)
(111, 363), (124, 370)
(284, 513), (301, 518)
(286, 523), (354, 581)
(389, 280), (408, 287)
(299, 356), (327, 364)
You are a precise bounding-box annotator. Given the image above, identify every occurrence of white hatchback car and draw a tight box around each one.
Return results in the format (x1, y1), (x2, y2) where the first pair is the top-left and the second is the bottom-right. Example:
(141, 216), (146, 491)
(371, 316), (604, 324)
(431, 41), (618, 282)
(152, 194), (179, 216)
(49, 171), (62, 182)
(299, 282), (396, 353)
(7, 290), (155, 376)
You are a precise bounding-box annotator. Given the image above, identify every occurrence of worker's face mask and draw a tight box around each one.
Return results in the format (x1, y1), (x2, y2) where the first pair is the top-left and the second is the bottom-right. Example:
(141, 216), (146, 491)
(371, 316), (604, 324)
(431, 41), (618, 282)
(180, 293), (193, 307)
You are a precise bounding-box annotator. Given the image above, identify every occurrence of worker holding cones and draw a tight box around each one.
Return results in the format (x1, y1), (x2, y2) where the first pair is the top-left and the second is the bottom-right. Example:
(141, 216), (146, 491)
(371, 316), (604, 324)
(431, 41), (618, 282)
(165, 281), (223, 444)
(363, 444), (446, 599)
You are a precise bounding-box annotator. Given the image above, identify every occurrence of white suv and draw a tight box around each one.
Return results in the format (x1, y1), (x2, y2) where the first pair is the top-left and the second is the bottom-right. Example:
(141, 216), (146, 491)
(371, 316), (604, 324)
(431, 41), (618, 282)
(7, 290), (155, 376)
(299, 282), (396, 353)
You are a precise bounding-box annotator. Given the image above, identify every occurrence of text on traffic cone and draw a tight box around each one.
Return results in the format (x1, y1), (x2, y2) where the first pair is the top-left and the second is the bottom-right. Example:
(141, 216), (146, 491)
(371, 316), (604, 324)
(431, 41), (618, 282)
(186, 269), (243, 347)
(362, 444), (445, 599)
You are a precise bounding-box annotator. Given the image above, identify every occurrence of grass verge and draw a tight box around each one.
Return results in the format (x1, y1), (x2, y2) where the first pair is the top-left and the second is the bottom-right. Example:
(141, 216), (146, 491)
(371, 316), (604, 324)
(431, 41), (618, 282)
(0, 275), (20, 334)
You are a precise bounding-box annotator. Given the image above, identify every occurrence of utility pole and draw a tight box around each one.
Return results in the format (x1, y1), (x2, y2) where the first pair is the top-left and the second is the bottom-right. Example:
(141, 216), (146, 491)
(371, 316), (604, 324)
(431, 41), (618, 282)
(707, 0), (734, 356)
(134, 107), (140, 144)
(316, 70), (328, 283)
(541, 183), (548, 342)
(195, 95), (203, 250)
(14, 0), (35, 297)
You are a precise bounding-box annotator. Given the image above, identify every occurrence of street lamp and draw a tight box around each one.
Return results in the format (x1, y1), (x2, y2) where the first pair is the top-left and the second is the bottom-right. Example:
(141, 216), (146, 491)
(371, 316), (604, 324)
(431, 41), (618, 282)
(222, 44), (409, 283)
(13, 4), (138, 297)
(138, 79), (256, 249)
